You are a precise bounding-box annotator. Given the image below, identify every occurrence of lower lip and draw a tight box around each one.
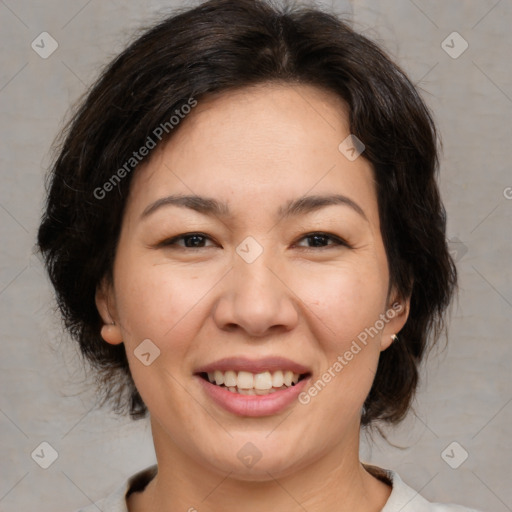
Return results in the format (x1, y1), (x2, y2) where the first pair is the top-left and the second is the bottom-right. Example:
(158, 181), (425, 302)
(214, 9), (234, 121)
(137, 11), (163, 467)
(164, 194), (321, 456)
(196, 375), (310, 417)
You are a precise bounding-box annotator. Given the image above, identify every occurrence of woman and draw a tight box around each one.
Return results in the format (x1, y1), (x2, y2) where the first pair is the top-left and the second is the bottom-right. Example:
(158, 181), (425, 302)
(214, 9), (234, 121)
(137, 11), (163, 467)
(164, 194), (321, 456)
(37, 0), (481, 510)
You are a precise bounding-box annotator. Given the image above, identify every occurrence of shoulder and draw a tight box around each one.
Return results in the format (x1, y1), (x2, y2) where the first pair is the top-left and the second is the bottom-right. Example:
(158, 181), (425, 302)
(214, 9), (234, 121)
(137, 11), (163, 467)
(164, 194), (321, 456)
(71, 465), (157, 512)
(377, 467), (483, 512)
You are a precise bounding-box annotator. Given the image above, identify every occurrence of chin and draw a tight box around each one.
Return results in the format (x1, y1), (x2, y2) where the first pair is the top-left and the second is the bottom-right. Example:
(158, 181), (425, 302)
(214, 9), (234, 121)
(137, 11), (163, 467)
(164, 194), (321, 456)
(201, 441), (313, 482)
(224, 458), (305, 482)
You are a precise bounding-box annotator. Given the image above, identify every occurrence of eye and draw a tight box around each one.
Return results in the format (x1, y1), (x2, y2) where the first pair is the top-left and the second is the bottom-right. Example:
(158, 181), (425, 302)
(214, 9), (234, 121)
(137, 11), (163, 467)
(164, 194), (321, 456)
(294, 232), (349, 249)
(158, 232), (218, 249)
(156, 231), (348, 250)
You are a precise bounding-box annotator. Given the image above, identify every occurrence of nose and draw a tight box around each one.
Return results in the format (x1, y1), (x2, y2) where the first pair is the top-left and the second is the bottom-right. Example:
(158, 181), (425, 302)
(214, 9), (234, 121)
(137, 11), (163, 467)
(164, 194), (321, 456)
(212, 253), (299, 337)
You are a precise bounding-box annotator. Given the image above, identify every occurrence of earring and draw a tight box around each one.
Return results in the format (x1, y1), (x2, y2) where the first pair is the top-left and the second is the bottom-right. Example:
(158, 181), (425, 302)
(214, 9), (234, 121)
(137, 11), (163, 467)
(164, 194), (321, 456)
(391, 334), (398, 342)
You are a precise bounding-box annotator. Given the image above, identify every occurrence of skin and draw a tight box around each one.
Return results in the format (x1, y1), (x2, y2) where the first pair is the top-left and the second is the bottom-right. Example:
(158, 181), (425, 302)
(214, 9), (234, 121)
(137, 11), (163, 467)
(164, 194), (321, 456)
(96, 83), (411, 512)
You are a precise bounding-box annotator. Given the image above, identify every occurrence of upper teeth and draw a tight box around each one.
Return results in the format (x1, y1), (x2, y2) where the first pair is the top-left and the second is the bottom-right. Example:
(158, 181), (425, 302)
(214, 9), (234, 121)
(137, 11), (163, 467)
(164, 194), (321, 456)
(206, 370), (301, 390)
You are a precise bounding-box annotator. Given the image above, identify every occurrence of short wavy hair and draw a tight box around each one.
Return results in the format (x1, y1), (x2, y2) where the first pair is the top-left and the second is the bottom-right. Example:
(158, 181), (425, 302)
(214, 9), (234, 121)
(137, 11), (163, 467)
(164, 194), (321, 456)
(37, 0), (457, 426)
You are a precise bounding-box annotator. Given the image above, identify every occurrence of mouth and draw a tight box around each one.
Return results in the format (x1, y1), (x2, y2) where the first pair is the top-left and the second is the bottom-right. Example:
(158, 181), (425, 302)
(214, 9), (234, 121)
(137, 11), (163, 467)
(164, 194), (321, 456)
(197, 370), (310, 395)
(194, 356), (312, 416)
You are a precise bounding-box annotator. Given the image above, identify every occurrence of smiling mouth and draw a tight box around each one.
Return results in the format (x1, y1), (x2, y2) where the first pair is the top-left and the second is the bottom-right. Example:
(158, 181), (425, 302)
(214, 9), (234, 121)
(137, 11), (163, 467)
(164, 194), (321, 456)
(198, 370), (310, 395)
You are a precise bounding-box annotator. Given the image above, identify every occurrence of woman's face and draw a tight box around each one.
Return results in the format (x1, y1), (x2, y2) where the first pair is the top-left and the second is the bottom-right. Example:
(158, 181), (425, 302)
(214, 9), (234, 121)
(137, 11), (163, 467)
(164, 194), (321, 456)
(97, 83), (409, 479)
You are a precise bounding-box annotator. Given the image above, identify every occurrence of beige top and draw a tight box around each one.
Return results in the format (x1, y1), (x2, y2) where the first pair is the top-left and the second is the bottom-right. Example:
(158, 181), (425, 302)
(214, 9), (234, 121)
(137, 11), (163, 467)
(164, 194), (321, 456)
(73, 464), (482, 512)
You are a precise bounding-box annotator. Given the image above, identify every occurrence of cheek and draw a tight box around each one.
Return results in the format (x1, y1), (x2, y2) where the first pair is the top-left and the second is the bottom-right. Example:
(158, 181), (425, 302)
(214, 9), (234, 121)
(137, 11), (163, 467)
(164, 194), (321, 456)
(295, 273), (384, 424)
(290, 263), (386, 412)
(112, 257), (213, 418)
(289, 261), (387, 346)
(112, 253), (215, 352)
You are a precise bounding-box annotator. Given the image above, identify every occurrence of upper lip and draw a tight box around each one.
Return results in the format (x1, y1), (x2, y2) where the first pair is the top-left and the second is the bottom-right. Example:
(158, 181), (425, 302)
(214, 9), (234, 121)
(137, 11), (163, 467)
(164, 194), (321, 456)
(194, 356), (311, 375)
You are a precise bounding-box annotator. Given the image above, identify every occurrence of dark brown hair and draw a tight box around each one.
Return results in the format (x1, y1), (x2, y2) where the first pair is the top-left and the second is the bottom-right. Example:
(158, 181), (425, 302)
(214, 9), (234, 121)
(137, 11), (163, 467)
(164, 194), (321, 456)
(37, 0), (457, 426)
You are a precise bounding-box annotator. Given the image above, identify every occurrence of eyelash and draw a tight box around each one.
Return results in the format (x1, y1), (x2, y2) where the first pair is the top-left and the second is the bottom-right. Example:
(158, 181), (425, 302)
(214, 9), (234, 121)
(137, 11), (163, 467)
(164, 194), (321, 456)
(158, 232), (350, 250)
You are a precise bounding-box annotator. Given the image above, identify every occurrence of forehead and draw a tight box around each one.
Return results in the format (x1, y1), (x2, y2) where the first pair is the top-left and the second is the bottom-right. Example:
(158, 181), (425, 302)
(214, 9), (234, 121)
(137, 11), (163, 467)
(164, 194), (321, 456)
(126, 83), (379, 226)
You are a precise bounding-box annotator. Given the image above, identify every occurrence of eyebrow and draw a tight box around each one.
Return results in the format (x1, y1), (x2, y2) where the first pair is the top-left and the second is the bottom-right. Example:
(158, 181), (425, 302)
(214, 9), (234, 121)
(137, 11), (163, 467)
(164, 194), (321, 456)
(140, 193), (368, 222)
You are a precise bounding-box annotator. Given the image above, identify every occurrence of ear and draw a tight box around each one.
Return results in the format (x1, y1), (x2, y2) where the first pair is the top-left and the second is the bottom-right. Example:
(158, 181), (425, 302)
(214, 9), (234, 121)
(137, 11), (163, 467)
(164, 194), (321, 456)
(380, 290), (412, 352)
(95, 278), (123, 345)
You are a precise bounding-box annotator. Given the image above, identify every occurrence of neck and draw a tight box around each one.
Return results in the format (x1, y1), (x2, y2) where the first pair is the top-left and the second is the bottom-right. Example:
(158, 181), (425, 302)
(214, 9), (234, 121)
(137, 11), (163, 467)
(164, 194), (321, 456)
(128, 419), (391, 512)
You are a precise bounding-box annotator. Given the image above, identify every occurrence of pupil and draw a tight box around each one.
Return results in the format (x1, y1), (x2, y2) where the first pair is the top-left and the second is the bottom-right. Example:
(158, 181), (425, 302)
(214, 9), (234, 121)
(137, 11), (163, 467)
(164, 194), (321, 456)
(309, 235), (327, 247)
(185, 235), (204, 247)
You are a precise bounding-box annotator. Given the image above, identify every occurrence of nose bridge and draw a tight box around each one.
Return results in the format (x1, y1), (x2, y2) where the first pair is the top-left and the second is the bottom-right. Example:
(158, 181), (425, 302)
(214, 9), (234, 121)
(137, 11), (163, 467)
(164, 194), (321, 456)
(235, 249), (278, 301)
(213, 242), (298, 336)
(233, 233), (277, 289)
(235, 244), (281, 309)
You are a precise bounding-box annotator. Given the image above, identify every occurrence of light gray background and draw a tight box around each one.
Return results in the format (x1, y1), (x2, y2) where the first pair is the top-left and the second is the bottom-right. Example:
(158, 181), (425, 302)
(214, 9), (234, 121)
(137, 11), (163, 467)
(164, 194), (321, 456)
(0, 1), (510, 511)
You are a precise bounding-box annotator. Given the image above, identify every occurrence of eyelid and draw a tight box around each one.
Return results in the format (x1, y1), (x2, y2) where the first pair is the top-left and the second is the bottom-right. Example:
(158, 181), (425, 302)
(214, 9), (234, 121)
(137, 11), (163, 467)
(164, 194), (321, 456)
(293, 231), (350, 249)
(155, 231), (350, 250)
(156, 232), (219, 248)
